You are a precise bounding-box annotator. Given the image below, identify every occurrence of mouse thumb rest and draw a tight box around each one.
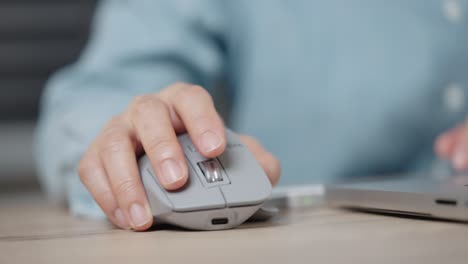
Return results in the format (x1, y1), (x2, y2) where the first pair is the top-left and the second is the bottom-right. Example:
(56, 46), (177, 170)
(139, 129), (273, 230)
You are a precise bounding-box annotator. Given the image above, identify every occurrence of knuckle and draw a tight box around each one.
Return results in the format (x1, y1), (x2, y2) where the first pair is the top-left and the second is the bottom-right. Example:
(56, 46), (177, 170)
(114, 178), (138, 197)
(159, 82), (190, 98)
(77, 162), (102, 187)
(109, 115), (124, 125)
(177, 85), (212, 103)
(131, 95), (155, 114)
(151, 98), (169, 114)
(130, 95), (169, 118)
(103, 115), (126, 130)
(101, 129), (132, 154)
(172, 81), (191, 90)
(145, 136), (175, 158)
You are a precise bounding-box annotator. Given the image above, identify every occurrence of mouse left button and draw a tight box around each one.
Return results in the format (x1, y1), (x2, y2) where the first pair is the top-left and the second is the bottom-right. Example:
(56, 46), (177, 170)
(139, 156), (174, 216)
(164, 162), (226, 212)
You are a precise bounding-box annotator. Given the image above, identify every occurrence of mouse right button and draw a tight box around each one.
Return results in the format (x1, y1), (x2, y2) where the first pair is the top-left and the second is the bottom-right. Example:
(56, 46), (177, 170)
(218, 130), (272, 207)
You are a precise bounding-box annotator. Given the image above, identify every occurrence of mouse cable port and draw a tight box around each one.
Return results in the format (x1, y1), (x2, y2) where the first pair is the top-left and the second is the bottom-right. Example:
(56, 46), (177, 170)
(211, 218), (229, 225)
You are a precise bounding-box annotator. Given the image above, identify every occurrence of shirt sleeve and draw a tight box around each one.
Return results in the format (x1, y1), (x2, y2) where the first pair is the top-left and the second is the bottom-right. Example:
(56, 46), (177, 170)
(35, 0), (226, 218)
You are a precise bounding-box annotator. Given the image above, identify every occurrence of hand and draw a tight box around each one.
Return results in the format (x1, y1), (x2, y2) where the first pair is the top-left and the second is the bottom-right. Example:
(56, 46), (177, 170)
(78, 83), (281, 231)
(435, 121), (468, 171)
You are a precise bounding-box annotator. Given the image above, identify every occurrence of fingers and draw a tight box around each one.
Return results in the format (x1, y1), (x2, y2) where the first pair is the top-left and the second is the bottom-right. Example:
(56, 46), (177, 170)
(78, 147), (129, 229)
(239, 135), (281, 186)
(162, 83), (226, 157)
(128, 95), (188, 190)
(98, 119), (153, 231)
(78, 82), (264, 232)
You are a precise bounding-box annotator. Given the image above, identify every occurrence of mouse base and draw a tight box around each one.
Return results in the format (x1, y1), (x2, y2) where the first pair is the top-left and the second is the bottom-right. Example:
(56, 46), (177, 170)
(155, 204), (263, 231)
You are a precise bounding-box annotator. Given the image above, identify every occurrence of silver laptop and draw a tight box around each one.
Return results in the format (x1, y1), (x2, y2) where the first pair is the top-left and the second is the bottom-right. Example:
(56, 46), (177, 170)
(326, 175), (468, 222)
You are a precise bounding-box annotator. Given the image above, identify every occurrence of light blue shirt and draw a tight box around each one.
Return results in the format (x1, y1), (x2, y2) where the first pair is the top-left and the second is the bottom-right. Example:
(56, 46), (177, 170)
(37, 0), (468, 218)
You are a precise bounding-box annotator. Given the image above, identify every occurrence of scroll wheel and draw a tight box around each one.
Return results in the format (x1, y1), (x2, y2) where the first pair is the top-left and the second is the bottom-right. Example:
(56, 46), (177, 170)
(198, 159), (224, 183)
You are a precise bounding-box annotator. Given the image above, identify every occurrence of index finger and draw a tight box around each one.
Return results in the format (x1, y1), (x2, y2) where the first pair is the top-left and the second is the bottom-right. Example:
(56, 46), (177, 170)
(161, 83), (226, 158)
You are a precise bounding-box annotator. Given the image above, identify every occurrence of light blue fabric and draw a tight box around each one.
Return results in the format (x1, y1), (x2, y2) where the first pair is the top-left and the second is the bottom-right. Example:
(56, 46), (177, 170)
(36, 0), (468, 218)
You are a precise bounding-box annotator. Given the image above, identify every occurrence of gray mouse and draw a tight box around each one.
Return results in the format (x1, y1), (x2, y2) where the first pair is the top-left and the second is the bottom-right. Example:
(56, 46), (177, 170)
(138, 128), (273, 230)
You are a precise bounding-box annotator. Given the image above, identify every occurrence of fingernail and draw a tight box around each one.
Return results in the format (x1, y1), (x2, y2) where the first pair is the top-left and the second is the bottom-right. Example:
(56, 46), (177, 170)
(129, 203), (151, 228)
(453, 147), (467, 170)
(200, 130), (222, 153)
(160, 158), (184, 186)
(114, 208), (129, 229)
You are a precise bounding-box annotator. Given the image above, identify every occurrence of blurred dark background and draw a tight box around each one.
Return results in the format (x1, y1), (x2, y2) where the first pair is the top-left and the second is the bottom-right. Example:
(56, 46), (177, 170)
(0, 0), (97, 189)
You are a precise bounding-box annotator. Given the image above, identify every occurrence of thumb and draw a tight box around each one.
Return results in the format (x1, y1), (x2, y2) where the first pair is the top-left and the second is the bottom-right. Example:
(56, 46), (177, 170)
(238, 134), (281, 186)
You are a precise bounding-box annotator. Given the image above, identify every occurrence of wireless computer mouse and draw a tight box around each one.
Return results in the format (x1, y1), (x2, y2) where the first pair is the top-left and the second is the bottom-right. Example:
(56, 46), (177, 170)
(138, 128), (273, 230)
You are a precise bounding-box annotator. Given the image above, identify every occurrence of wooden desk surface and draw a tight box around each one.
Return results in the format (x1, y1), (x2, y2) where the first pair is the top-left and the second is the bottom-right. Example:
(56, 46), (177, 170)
(1, 192), (467, 264)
